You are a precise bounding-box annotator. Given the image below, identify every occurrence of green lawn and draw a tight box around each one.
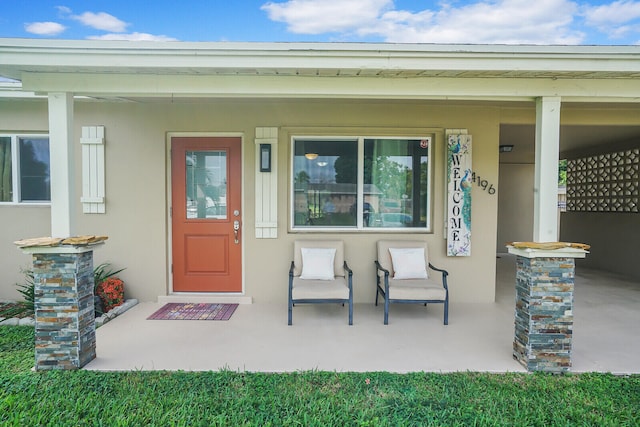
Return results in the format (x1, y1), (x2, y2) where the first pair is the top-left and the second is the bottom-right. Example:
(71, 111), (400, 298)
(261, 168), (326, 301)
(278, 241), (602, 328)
(1, 326), (639, 426)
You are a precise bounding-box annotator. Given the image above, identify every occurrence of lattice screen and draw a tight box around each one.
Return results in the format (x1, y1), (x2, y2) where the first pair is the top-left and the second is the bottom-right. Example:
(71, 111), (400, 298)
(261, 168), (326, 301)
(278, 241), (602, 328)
(566, 147), (639, 213)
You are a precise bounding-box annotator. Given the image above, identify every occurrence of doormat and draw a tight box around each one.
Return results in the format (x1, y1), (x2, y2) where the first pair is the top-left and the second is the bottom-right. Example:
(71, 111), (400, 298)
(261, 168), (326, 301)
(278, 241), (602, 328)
(147, 303), (238, 321)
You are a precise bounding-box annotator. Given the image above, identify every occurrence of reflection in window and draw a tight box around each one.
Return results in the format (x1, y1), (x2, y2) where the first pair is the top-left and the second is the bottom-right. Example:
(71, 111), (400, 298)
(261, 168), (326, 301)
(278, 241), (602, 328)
(0, 137), (12, 202)
(0, 135), (50, 203)
(293, 139), (358, 227)
(364, 138), (429, 228)
(292, 137), (431, 230)
(19, 138), (50, 201)
(186, 151), (227, 219)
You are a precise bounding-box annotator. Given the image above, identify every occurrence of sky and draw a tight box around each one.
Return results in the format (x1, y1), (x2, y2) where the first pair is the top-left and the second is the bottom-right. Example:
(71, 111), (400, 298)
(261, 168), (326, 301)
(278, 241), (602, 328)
(1, 0), (640, 45)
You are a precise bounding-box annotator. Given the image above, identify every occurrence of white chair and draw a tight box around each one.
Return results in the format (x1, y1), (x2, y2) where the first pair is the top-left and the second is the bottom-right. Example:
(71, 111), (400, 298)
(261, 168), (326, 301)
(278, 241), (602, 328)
(288, 240), (353, 325)
(375, 240), (449, 325)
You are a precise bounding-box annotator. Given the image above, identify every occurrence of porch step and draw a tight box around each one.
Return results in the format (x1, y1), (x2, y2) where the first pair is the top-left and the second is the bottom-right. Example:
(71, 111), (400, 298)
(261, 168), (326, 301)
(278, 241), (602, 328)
(158, 295), (253, 304)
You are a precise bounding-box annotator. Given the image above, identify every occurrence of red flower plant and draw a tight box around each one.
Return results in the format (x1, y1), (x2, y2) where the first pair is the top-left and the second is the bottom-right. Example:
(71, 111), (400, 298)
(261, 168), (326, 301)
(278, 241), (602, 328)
(96, 277), (125, 312)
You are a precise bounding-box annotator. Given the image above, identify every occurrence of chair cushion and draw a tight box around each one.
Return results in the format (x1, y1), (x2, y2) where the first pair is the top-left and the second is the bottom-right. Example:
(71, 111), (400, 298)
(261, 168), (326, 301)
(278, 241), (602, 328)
(389, 247), (429, 279)
(388, 278), (446, 301)
(377, 240), (430, 278)
(292, 277), (350, 300)
(293, 240), (345, 278)
(300, 248), (336, 280)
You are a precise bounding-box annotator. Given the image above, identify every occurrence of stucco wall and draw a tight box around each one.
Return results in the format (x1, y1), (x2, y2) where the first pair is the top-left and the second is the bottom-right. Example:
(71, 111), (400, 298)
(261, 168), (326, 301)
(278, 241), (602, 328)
(0, 206), (51, 299)
(1, 98), (502, 303)
(560, 212), (639, 281)
(496, 164), (534, 252)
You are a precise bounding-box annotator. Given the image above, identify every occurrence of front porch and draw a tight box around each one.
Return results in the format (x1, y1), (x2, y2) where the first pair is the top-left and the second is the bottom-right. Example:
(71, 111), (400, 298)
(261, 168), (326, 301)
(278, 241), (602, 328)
(85, 254), (640, 373)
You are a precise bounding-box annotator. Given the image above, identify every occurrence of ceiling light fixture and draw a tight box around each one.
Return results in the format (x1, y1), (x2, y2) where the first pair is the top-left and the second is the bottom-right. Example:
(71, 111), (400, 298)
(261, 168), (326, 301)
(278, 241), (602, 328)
(499, 145), (514, 153)
(305, 153), (318, 160)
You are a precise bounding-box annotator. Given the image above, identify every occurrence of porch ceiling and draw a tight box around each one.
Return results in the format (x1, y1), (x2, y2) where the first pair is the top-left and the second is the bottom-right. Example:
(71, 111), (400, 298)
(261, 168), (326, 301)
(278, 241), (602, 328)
(500, 124), (640, 164)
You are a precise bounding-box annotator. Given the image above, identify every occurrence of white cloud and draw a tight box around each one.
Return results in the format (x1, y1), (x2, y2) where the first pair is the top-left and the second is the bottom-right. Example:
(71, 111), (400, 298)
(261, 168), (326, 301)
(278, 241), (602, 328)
(88, 32), (177, 42)
(24, 22), (66, 36)
(52, 7), (174, 41)
(262, 0), (393, 34)
(263, 0), (585, 44)
(584, 0), (640, 25)
(390, 0), (583, 44)
(72, 11), (129, 33)
(583, 0), (640, 39)
(56, 6), (72, 15)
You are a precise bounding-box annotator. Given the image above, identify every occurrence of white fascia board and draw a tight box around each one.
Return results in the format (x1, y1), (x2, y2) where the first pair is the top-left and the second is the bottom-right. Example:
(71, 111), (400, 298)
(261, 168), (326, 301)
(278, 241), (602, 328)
(0, 89), (43, 99)
(0, 81), (43, 99)
(2, 39), (640, 77)
(1, 38), (639, 60)
(21, 72), (640, 102)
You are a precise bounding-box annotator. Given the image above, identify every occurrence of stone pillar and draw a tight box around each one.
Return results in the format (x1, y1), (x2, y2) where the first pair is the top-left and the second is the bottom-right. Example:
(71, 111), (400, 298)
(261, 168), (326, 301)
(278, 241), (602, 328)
(21, 244), (102, 370)
(507, 244), (588, 373)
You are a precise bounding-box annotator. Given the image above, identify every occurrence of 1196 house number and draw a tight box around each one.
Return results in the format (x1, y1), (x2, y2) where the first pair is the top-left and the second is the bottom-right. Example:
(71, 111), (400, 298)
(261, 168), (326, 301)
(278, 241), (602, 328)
(472, 172), (496, 195)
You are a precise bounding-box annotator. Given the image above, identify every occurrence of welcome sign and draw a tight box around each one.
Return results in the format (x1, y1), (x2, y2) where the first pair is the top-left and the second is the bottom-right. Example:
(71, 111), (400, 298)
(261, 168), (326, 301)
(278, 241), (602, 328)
(447, 134), (472, 256)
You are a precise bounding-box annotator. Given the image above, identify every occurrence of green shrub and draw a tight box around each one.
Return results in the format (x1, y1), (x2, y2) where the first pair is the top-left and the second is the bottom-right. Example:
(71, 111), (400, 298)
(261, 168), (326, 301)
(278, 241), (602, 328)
(93, 263), (126, 316)
(0, 270), (34, 319)
(93, 262), (126, 291)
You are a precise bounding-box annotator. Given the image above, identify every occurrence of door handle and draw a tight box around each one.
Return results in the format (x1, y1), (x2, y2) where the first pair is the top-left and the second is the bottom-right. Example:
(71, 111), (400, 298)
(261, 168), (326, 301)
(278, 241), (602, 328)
(233, 220), (240, 244)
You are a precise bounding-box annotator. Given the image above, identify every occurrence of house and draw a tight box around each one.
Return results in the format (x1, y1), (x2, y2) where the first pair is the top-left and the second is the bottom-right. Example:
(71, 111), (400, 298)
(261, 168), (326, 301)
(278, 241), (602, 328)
(1, 39), (638, 306)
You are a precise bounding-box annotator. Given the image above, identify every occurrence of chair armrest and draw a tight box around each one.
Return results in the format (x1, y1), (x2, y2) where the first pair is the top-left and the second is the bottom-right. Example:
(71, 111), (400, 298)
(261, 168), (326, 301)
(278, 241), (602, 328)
(429, 263), (449, 289)
(289, 261), (295, 277)
(343, 261), (353, 291)
(429, 263), (448, 275)
(343, 261), (353, 276)
(375, 260), (390, 277)
(375, 260), (390, 292)
(289, 261), (295, 289)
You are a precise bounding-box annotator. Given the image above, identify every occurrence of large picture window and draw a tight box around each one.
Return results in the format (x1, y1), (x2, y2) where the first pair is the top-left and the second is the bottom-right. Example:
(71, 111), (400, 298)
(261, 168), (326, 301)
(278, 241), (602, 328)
(291, 136), (432, 231)
(0, 135), (50, 203)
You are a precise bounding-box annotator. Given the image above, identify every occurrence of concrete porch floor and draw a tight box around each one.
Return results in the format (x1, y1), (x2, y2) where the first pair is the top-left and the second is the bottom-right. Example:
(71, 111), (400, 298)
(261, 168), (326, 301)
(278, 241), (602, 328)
(86, 254), (640, 373)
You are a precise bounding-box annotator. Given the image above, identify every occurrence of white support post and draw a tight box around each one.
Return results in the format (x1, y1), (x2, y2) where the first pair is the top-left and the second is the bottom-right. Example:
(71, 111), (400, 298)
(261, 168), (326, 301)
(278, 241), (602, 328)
(48, 92), (76, 238)
(533, 97), (561, 242)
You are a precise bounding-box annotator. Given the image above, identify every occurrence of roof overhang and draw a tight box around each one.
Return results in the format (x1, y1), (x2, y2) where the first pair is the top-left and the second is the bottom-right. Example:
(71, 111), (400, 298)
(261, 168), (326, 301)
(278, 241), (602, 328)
(1, 38), (640, 102)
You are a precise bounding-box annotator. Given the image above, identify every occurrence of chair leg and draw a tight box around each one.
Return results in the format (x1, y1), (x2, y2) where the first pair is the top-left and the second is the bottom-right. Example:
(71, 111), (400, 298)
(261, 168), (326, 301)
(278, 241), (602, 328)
(384, 298), (389, 325)
(444, 300), (449, 326)
(348, 300), (353, 325)
(375, 286), (379, 306)
(288, 300), (293, 325)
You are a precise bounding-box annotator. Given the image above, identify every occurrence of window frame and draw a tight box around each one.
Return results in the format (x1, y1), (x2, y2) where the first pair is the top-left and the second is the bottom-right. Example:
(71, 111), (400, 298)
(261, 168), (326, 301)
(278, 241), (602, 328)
(289, 134), (434, 233)
(0, 134), (51, 205)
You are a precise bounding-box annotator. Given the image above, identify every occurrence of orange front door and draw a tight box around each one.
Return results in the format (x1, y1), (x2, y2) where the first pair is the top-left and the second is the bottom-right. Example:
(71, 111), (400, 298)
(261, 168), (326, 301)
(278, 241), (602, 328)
(171, 136), (242, 292)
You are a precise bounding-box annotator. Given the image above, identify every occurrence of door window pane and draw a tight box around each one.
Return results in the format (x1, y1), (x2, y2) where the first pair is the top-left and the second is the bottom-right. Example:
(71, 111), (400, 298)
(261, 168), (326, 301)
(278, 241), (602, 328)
(19, 138), (50, 201)
(364, 138), (430, 228)
(186, 151), (227, 219)
(293, 139), (358, 227)
(0, 137), (12, 202)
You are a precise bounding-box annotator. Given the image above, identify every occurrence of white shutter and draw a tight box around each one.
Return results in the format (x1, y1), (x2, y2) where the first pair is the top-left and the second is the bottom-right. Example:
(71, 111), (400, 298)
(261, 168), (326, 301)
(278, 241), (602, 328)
(80, 126), (106, 214)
